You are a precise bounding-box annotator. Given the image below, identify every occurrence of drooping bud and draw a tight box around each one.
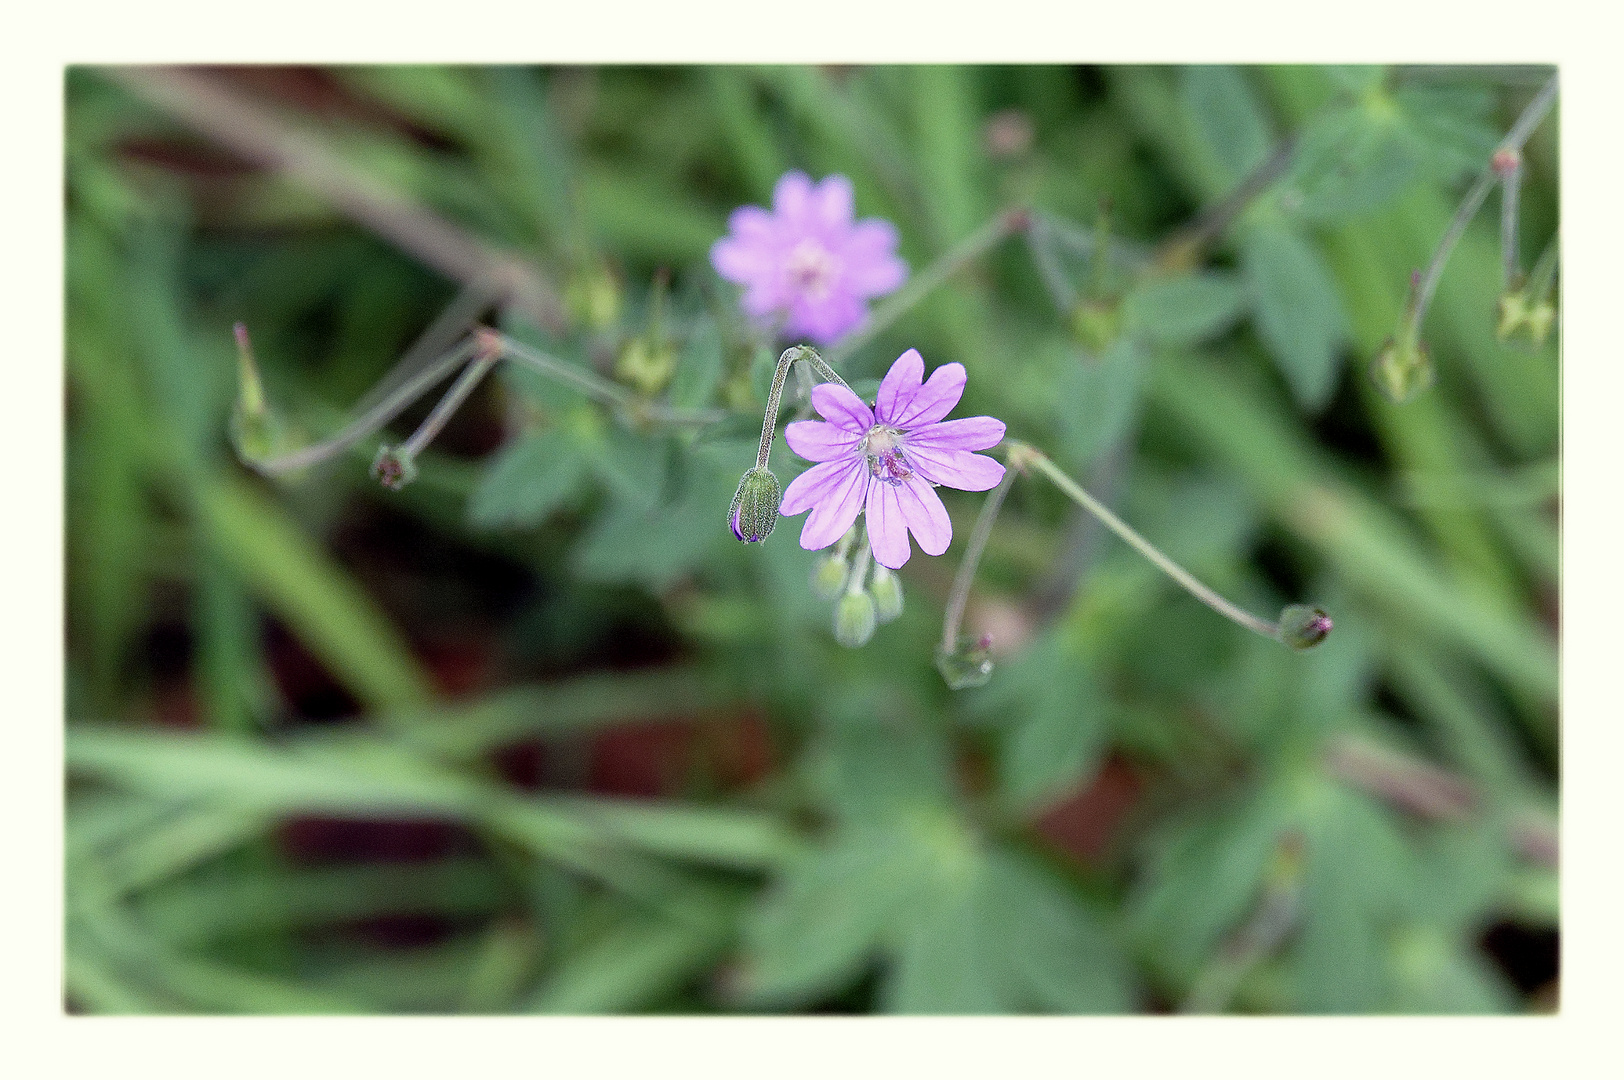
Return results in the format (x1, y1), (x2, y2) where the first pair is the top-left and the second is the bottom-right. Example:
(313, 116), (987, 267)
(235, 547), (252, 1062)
(811, 552), (850, 601)
(1276, 605), (1333, 650)
(870, 565), (904, 623)
(728, 467), (780, 543)
(1369, 334), (1434, 404)
(935, 633), (995, 690)
(833, 590), (877, 648)
(371, 445), (418, 491)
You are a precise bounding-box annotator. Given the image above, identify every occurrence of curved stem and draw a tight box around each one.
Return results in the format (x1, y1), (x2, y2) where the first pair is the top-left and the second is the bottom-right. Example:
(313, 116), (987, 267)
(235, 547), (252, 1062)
(754, 345), (852, 469)
(1013, 442), (1281, 641)
(250, 338), (477, 476)
(845, 526), (873, 597)
(1408, 74), (1558, 343)
(397, 349), (500, 460)
(940, 463), (1017, 655)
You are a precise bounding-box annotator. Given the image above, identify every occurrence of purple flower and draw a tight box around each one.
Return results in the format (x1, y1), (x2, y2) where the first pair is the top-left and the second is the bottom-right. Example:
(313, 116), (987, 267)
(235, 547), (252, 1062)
(710, 172), (907, 346)
(779, 349), (1006, 570)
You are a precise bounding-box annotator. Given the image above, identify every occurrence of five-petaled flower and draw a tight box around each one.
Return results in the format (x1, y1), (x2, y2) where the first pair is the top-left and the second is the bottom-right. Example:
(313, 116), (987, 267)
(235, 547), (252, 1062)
(710, 172), (907, 346)
(779, 349), (1005, 569)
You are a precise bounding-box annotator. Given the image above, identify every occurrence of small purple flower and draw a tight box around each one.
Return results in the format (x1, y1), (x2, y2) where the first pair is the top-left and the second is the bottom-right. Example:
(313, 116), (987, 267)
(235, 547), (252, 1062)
(710, 172), (907, 346)
(779, 349), (1006, 570)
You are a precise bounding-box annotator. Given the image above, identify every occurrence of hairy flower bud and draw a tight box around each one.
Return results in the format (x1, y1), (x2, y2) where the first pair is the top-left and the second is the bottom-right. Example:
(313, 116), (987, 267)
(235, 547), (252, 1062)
(811, 552), (850, 601)
(728, 467), (781, 543)
(1277, 605), (1333, 650)
(870, 565), (904, 623)
(833, 590), (878, 648)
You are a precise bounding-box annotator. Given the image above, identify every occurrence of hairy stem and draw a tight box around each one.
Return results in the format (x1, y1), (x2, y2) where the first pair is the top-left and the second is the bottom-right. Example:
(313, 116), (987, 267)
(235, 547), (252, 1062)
(1014, 442), (1281, 641)
(940, 462), (1018, 655)
(755, 345), (852, 469)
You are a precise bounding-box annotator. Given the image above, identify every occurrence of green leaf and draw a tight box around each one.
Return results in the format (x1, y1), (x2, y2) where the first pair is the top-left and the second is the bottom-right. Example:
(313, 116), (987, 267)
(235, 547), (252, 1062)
(467, 428), (587, 529)
(588, 429), (669, 513)
(1282, 105), (1419, 222)
(669, 315), (723, 410)
(881, 858), (1010, 1014)
(985, 851), (1135, 1013)
(197, 475), (433, 712)
(741, 826), (925, 1006)
(975, 634), (1108, 812)
(1122, 272), (1247, 347)
(1394, 83), (1501, 183)
(1242, 223), (1349, 411)
(1053, 339), (1144, 468)
(529, 892), (738, 1014)
(1293, 781), (1413, 1012)
(1181, 65), (1274, 186)
(1127, 785), (1289, 978)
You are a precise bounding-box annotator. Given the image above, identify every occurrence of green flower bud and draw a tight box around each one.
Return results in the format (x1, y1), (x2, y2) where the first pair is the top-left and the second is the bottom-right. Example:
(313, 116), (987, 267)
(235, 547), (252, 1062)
(371, 445), (418, 491)
(870, 565), (904, 623)
(935, 634), (995, 690)
(833, 590), (877, 648)
(1277, 605), (1333, 650)
(728, 467), (780, 543)
(1369, 334), (1434, 404)
(811, 552), (850, 601)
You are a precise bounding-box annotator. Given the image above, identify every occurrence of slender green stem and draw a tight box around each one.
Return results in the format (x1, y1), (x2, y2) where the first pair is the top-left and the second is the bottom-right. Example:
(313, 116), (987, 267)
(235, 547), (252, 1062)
(1407, 74), (1558, 343)
(755, 345), (853, 469)
(1015, 442), (1281, 641)
(249, 339), (477, 476)
(824, 207), (1028, 367)
(1500, 157), (1523, 289)
(845, 526), (873, 597)
(940, 463), (1017, 655)
(1526, 233), (1560, 303)
(397, 349), (499, 460)
(496, 333), (724, 427)
(1154, 136), (1300, 270)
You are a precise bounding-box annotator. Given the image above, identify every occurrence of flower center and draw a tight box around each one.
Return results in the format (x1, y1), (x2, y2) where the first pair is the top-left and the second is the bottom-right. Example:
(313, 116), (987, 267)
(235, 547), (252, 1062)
(861, 425), (911, 485)
(785, 240), (840, 300)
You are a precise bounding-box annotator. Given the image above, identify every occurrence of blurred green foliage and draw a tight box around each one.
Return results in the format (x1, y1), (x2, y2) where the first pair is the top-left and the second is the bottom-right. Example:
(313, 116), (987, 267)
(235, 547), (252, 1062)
(65, 63), (1558, 1014)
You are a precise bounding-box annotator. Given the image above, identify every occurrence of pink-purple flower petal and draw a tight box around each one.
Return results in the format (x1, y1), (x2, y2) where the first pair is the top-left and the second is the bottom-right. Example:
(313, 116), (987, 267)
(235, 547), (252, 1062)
(780, 459), (855, 516)
(799, 462), (868, 551)
(814, 175), (855, 230)
(865, 481), (913, 569)
(875, 348), (925, 425)
(897, 476), (953, 556)
(903, 415), (1006, 451)
(784, 420), (862, 462)
(885, 361), (966, 428)
(810, 383), (875, 434)
(905, 445), (1006, 491)
(773, 171), (815, 222)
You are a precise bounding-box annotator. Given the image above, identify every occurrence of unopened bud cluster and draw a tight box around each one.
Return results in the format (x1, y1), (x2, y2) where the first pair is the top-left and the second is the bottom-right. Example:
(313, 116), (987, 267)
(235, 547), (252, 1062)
(817, 525), (903, 649)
